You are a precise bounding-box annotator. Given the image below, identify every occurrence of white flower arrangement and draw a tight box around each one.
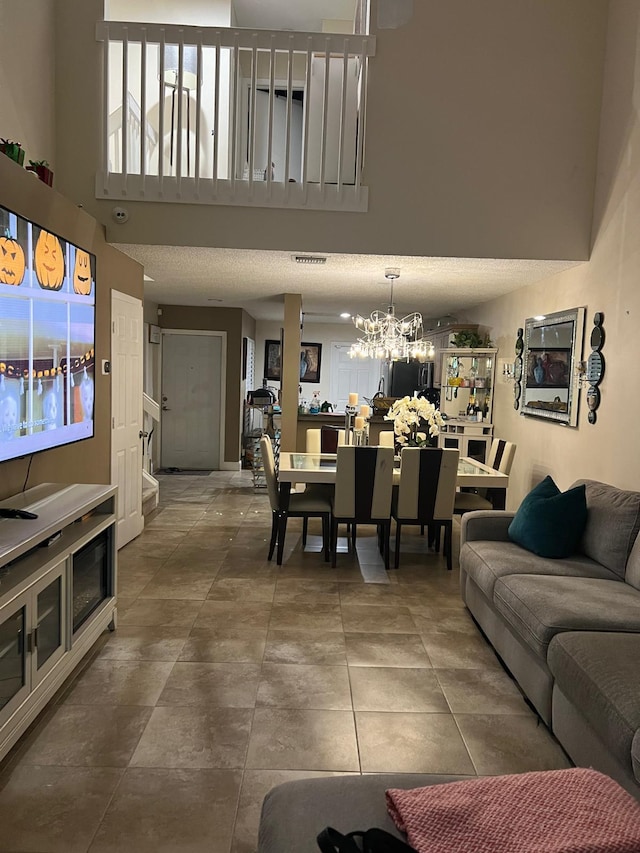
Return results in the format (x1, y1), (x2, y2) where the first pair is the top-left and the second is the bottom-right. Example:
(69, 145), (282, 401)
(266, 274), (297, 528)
(384, 394), (445, 446)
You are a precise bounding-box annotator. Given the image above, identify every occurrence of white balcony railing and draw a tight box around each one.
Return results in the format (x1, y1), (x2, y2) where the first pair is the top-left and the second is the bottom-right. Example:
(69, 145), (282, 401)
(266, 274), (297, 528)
(96, 21), (376, 212)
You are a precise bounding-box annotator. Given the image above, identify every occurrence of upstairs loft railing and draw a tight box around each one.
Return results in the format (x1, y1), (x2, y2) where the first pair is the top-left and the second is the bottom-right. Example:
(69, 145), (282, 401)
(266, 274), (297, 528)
(96, 21), (376, 212)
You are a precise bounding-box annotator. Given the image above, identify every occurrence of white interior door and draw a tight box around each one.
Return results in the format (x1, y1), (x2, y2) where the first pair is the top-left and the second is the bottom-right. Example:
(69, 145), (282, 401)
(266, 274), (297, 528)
(161, 331), (223, 470)
(330, 343), (382, 411)
(111, 291), (144, 549)
(306, 57), (358, 183)
(252, 88), (304, 182)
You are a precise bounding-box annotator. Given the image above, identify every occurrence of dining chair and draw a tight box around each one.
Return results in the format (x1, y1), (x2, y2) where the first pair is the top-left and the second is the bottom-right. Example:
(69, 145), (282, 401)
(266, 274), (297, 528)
(392, 447), (459, 570)
(260, 435), (332, 565)
(453, 438), (517, 514)
(377, 430), (395, 448)
(305, 427), (346, 453)
(331, 446), (394, 569)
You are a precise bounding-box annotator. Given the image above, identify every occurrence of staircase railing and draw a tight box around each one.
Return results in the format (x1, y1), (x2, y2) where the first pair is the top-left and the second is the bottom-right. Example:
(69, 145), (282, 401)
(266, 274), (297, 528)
(96, 20), (376, 212)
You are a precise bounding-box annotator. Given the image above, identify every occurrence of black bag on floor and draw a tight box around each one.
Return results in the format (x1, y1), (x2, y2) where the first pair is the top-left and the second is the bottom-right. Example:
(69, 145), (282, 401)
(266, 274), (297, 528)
(317, 826), (418, 853)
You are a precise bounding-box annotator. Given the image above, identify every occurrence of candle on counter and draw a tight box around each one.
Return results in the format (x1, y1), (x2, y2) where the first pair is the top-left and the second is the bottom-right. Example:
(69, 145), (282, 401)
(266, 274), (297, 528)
(348, 392), (358, 407)
(359, 404), (370, 418)
(354, 416), (365, 430)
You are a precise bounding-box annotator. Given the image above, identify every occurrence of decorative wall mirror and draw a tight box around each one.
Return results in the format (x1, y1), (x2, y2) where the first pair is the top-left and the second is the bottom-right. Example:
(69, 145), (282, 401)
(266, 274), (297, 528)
(521, 307), (585, 427)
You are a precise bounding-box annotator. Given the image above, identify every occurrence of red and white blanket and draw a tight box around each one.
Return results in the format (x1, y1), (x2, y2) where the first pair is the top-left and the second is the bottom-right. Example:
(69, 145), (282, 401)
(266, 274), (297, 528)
(386, 768), (640, 853)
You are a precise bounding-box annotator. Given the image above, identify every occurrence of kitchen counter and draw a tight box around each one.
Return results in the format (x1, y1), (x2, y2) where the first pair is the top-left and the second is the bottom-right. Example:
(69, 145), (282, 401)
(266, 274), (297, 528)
(296, 412), (394, 450)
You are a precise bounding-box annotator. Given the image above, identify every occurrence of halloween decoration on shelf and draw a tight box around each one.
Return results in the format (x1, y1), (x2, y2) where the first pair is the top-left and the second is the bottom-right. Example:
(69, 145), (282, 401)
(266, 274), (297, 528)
(586, 312), (605, 425)
(34, 229), (65, 290)
(0, 232), (26, 286)
(73, 249), (93, 295)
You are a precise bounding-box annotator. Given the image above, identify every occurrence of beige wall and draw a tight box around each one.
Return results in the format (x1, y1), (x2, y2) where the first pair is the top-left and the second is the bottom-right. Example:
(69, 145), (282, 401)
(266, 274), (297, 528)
(53, 0), (607, 263)
(255, 319), (366, 402)
(0, 156), (144, 500)
(464, 0), (640, 508)
(0, 0), (56, 167)
(157, 305), (243, 464)
(106, 0), (231, 25)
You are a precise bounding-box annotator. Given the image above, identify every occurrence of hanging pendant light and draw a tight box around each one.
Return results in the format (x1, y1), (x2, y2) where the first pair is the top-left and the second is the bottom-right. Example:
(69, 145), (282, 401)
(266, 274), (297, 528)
(349, 269), (434, 361)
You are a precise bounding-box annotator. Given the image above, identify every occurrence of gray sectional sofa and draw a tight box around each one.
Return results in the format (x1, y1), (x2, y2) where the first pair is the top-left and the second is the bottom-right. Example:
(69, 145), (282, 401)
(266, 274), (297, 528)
(459, 479), (640, 796)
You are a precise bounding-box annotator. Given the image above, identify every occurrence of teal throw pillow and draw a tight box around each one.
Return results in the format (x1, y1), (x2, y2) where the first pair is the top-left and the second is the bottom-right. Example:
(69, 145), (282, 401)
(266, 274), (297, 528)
(508, 476), (587, 559)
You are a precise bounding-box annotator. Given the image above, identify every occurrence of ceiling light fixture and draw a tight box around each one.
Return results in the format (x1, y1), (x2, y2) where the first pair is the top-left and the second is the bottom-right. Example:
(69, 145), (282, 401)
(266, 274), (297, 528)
(340, 312), (351, 319)
(349, 269), (434, 362)
(292, 255), (326, 264)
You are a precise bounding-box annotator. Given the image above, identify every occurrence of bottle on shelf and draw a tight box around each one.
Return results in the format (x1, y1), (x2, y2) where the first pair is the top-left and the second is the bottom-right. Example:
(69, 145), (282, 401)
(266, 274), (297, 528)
(467, 394), (476, 418)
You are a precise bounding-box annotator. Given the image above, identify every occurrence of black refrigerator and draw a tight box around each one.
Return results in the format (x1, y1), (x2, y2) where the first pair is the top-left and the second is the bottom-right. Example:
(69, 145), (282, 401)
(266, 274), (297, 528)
(384, 360), (436, 398)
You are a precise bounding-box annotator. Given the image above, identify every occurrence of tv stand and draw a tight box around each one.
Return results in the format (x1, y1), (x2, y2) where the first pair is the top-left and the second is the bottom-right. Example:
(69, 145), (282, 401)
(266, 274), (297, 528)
(0, 508), (39, 520)
(0, 483), (117, 761)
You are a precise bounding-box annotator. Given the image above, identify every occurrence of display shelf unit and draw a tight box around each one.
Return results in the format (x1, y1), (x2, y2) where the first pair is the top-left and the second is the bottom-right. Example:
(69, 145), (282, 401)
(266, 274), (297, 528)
(423, 324), (479, 388)
(0, 483), (117, 761)
(437, 348), (497, 463)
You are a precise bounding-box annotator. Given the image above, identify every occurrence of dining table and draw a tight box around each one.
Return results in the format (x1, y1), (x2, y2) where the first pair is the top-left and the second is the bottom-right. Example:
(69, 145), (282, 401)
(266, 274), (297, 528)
(278, 452), (509, 509)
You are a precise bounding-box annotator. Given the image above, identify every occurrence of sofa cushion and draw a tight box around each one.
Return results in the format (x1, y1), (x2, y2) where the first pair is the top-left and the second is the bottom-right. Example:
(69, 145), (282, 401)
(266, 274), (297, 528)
(573, 480), (640, 579)
(625, 533), (640, 592)
(508, 476), (587, 559)
(461, 540), (617, 600)
(548, 632), (640, 782)
(493, 575), (640, 660)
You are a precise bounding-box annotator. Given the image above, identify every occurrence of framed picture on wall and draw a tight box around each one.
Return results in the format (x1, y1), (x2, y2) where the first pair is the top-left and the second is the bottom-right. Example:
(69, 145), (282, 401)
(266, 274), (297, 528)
(263, 340), (323, 383)
(299, 342), (322, 383)
(264, 339), (282, 381)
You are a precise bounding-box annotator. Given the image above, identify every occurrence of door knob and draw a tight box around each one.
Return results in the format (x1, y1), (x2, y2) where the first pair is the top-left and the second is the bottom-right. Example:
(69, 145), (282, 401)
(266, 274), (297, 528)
(162, 406), (171, 411)
(139, 431), (149, 439)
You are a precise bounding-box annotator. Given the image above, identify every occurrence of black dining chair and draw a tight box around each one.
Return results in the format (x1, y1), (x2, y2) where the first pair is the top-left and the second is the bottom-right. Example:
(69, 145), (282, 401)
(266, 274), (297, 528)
(260, 435), (332, 564)
(392, 447), (459, 570)
(331, 446), (394, 569)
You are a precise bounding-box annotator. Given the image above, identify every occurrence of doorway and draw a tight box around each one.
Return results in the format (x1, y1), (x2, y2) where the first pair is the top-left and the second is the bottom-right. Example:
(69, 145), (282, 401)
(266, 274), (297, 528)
(111, 291), (144, 549)
(161, 330), (225, 470)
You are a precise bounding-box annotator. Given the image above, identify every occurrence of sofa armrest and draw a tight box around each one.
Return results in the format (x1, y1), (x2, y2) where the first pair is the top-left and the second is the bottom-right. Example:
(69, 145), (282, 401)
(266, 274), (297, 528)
(460, 510), (516, 546)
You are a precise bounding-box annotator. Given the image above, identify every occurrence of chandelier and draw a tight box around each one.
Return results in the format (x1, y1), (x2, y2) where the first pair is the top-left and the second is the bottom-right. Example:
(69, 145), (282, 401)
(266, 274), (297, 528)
(349, 269), (434, 361)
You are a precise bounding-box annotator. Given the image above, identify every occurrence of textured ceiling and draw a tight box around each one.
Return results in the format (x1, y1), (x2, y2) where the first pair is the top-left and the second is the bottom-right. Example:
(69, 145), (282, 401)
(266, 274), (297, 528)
(115, 244), (581, 324)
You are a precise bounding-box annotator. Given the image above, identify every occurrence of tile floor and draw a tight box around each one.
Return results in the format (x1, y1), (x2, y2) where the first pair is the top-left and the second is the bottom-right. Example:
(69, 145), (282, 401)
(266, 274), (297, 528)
(0, 471), (571, 853)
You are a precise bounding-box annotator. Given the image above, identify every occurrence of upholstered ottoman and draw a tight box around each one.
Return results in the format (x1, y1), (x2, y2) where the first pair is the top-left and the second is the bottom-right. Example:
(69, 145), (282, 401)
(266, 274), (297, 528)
(257, 769), (640, 853)
(257, 774), (464, 853)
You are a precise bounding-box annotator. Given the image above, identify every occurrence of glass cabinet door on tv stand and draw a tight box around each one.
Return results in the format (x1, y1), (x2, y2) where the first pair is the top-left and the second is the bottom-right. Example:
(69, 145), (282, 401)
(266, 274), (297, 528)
(437, 348), (497, 463)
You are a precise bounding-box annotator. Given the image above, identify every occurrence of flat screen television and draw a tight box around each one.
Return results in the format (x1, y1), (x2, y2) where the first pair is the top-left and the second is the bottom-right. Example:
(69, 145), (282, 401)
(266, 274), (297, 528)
(0, 204), (96, 463)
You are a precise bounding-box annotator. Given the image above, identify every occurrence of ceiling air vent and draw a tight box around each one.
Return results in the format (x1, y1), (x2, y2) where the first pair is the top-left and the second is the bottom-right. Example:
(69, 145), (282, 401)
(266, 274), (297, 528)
(292, 255), (326, 265)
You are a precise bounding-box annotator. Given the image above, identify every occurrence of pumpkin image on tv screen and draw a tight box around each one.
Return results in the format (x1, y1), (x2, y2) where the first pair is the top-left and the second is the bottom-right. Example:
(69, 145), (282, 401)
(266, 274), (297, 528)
(73, 249), (93, 295)
(35, 229), (65, 290)
(0, 234), (26, 286)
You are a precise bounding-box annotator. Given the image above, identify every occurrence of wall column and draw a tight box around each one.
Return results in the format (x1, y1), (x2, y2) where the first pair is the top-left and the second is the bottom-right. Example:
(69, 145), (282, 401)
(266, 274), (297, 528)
(280, 293), (302, 451)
